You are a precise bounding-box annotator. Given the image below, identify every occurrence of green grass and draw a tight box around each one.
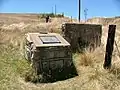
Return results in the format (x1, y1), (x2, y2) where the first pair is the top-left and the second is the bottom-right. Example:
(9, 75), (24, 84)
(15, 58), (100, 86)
(0, 44), (32, 90)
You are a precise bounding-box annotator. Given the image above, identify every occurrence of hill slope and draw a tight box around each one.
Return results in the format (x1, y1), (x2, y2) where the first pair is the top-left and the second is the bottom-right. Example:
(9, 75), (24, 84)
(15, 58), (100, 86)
(0, 14), (120, 90)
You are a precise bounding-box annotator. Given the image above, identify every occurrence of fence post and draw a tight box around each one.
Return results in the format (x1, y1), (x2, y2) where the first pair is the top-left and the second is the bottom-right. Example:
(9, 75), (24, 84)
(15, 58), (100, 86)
(103, 25), (116, 69)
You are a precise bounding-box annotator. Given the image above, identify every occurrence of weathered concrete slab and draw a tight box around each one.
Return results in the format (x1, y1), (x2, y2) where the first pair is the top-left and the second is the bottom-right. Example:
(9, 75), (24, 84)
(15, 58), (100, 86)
(62, 23), (102, 52)
(25, 32), (78, 82)
(25, 33), (70, 47)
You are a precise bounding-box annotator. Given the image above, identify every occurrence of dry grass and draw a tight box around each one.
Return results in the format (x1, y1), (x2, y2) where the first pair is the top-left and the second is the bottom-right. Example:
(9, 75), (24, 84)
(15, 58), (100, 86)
(76, 52), (96, 67)
(1, 14), (120, 90)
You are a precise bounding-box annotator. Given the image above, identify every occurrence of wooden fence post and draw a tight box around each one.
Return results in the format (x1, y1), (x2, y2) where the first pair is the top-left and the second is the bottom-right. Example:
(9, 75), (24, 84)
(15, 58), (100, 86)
(103, 25), (116, 69)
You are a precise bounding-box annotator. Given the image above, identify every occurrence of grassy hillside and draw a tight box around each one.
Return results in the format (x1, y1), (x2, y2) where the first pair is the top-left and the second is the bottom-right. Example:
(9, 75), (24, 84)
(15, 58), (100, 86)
(1, 14), (120, 90)
(0, 13), (65, 25)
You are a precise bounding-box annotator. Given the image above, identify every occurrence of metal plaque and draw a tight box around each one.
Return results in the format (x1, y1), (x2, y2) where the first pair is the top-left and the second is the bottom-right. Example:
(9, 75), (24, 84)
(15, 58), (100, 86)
(39, 36), (61, 44)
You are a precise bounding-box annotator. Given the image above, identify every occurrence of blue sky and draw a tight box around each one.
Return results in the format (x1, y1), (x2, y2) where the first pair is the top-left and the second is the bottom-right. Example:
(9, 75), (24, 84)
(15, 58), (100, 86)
(0, 0), (120, 20)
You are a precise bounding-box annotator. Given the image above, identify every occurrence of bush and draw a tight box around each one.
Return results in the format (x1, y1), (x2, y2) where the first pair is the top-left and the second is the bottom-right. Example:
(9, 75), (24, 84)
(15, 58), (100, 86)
(38, 13), (64, 18)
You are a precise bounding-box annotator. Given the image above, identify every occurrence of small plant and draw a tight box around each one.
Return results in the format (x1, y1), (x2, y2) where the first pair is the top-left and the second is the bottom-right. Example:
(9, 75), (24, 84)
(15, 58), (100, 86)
(77, 52), (95, 66)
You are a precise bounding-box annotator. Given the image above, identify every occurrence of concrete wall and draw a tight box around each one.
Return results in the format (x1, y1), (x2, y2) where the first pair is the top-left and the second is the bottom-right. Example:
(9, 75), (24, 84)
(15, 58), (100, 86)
(32, 47), (73, 74)
(62, 23), (102, 52)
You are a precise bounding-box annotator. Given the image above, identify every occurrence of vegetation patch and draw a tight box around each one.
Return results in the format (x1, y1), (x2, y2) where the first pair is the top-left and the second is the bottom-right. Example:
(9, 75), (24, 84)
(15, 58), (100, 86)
(38, 13), (64, 18)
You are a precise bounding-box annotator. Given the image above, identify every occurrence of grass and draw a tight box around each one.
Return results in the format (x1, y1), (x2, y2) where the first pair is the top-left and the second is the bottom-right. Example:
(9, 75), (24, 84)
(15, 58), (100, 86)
(1, 41), (120, 90)
(76, 52), (95, 66)
(0, 45), (31, 90)
(1, 15), (120, 90)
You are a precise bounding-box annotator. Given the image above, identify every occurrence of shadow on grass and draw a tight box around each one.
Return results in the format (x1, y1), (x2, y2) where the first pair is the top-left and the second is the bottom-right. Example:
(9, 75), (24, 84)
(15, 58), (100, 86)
(24, 63), (78, 83)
